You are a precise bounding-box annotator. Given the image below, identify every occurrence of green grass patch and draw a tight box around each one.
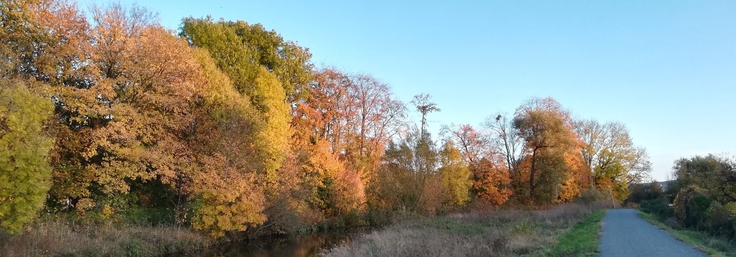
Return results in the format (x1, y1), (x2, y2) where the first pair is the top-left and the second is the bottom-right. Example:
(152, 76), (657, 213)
(550, 209), (606, 257)
(637, 211), (735, 257)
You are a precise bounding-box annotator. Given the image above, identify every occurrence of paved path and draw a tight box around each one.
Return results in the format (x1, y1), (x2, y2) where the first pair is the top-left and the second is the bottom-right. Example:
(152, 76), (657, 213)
(598, 209), (706, 257)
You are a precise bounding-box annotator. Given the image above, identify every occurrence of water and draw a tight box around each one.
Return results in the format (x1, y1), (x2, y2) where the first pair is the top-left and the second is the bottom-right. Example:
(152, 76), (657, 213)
(182, 231), (359, 257)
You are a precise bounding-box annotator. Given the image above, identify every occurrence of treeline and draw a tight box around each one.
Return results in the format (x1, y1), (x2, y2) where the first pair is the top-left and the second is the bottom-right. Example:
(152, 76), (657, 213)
(0, 0), (651, 237)
(630, 155), (736, 240)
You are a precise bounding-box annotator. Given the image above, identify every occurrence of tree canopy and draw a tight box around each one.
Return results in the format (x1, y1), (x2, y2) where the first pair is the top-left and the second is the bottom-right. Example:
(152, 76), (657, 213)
(0, 0), (653, 236)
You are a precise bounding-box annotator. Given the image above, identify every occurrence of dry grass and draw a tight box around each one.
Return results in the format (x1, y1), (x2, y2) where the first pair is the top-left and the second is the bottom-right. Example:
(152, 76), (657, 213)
(0, 219), (210, 257)
(323, 201), (612, 257)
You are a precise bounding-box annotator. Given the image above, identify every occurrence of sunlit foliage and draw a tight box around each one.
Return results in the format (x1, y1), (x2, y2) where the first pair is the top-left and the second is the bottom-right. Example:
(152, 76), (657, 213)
(0, 0), (655, 238)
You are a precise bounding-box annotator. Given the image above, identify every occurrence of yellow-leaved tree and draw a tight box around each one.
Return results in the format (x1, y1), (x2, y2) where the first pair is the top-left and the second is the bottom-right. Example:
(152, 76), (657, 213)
(188, 49), (267, 236)
(0, 80), (54, 233)
(438, 142), (473, 208)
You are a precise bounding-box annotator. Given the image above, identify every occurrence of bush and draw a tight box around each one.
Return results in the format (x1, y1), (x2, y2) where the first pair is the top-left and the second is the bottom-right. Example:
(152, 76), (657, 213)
(674, 186), (712, 229)
(574, 188), (608, 204)
(704, 202), (736, 239)
(640, 196), (672, 219)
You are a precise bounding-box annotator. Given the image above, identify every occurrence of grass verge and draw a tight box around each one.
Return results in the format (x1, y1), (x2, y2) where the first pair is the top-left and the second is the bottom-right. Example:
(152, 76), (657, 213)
(638, 211), (735, 257)
(549, 209), (605, 257)
(323, 201), (612, 257)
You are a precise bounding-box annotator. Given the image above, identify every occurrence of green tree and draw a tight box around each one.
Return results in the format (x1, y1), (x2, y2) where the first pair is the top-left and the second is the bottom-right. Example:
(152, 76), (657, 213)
(180, 17), (313, 104)
(649, 181), (664, 199)
(674, 155), (736, 204)
(0, 80), (54, 233)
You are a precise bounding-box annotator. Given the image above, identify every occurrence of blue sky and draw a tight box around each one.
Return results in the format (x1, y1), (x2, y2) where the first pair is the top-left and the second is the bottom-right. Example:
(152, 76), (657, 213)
(81, 0), (736, 181)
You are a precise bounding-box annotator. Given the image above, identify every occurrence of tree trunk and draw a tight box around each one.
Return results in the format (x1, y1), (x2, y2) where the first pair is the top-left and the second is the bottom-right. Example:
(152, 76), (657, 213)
(529, 149), (537, 203)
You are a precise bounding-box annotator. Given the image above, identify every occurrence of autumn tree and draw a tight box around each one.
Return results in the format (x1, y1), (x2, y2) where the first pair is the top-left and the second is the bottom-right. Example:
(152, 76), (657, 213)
(367, 95), (442, 214)
(442, 124), (512, 205)
(367, 129), (440, 215)
(187, 49), (267, 236)
(346, 74), (406, 177)
(369, 139), (421, 213)
(513, 97), (580, 203)
(442, 124), (490, 165)
(290, 68), (405, 223)
(438, 142), (473, 207)
(0, 0), (91, 83)
(292, 68), (354, 151)
(78, 4), (204, 206)
(575, 119), (651, 200)
(294, 69), (405, 179)
(368, 92), (440, 214)
(0, 80), (54, 233)
(471, 157), (513, 205)
(297, 139), (365, 218)
(252, 67), (292, 192)
(483, 114), (525, 192)
(0, 0), (99, 209)
(180, 17), (302, 195)
(288, 68), (355, 224)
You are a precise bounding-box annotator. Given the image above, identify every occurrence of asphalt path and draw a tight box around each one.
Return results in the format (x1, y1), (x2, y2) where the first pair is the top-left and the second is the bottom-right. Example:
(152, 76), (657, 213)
(598, 209), (706, 257)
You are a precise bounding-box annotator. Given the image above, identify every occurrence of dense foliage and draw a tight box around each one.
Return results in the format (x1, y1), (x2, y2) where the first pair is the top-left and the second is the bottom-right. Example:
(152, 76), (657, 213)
(631, 155), (736, 240)
(0, 80), (54, 233)
(0, 0), (652, 237)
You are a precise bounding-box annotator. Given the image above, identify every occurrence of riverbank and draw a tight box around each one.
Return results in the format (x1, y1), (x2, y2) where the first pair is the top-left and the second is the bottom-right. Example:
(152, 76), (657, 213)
(1, 203), (610, 256)
(323, 202), (609, 257)
(0, 211), (376, 257)
(0, 219), (211, 257)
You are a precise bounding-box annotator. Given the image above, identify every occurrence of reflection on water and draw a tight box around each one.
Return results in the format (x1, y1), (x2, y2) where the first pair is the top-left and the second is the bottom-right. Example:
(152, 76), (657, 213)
(182, 231), (359, 257)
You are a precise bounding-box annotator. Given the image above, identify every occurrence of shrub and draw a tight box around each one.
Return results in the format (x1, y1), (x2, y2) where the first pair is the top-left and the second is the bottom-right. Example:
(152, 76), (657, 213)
(673, 186), (711, 229)
(574, 188), (608, 204)
(706, 202), (735, 238)
(640, 196), (672, 219)
(724, 202), (736, 216)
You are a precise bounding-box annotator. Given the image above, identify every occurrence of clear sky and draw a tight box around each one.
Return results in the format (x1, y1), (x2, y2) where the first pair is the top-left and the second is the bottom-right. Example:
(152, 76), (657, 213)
(80, 0), (736, 181)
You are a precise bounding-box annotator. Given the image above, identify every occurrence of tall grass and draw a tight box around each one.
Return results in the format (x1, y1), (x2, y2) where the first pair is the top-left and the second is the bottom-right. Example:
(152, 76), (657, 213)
(323, 201), (611, 257)
(0, 219), (210, 257)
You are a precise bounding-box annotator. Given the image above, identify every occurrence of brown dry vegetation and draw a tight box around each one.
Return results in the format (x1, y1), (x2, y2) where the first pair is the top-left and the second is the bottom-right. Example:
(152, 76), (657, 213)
(0, 219), (210, 257)
(324, 201), (611, 257)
